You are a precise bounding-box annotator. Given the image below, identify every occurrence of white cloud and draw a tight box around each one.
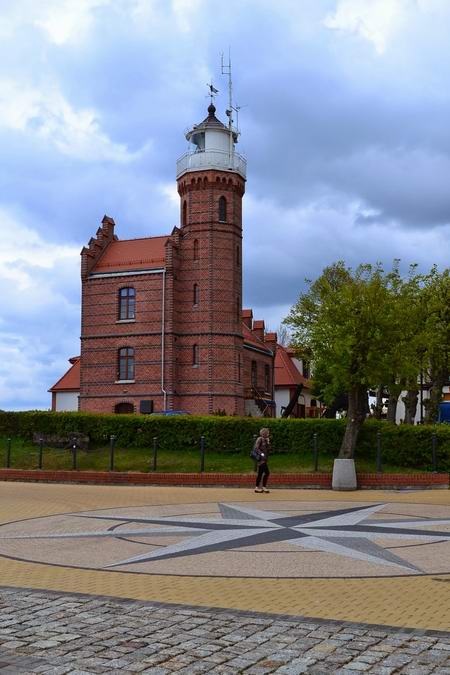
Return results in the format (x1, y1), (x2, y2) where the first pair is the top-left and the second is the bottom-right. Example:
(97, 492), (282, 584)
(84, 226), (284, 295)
(0, 208), (81, 409)
(34, 0), (110, 45)
(0, 0), (110, 44)
(172, 0), (205, 32)
(324, 0), (408, 54)
(0, 80), (142, 162)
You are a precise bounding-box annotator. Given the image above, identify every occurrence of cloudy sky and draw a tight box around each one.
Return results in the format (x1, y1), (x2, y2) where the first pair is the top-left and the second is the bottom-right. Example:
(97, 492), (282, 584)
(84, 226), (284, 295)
(1, 0), (450, 410)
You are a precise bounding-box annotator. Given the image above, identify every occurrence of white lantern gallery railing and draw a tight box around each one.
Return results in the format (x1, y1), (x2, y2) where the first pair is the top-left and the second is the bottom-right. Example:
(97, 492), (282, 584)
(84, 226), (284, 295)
(176, 149), (247, 179)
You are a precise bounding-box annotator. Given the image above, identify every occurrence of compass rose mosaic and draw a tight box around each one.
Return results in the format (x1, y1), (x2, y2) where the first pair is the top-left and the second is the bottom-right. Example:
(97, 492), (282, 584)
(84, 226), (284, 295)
(1, 500), (450, 579)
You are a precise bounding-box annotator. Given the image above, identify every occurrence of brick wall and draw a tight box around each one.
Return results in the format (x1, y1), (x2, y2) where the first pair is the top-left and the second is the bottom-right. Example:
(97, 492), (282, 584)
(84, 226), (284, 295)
(79, 169), (275, 416)
(80, 272), (167, 414)
(175, 169), (246, 415)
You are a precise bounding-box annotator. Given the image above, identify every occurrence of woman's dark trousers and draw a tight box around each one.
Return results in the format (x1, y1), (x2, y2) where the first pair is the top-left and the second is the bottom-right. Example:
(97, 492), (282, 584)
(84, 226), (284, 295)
(256, 463), (270, 487)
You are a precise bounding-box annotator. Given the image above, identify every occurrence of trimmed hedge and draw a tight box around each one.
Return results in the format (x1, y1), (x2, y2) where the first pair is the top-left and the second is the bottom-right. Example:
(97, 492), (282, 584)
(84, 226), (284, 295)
(0, 411), (449, 470)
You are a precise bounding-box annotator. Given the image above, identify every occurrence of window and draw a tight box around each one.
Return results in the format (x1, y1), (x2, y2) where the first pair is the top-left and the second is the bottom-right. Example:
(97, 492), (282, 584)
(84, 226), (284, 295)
(192, 344), (199, 366)
(236, 295), (240, 321)
(115, 402), (134, 414)
(218, 196), (227, 222)
(118, 347), (135, 381)
(119, 287), (135, 320)
(193, 283), (199, 306)
(251, 360), (257, 388)
(264, 364), (270, 392)
(193, 238), (199, 260)
(182, 201), (187, 226)
(237, 353), (241, 383)
(236, 245), (240, 267)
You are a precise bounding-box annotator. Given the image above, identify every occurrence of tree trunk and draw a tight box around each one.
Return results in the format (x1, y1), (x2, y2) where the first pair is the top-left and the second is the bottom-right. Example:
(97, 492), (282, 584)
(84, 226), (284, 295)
(386, 394), (398, 423)
(425, 367), (447, 424)
(403, 389), (418, 424)
(339, 384), (367, 458)
(373, 386), (384, 420)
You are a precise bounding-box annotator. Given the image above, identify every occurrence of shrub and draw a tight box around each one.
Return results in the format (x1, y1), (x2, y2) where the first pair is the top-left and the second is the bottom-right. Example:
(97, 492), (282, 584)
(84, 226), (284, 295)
(0, 411), (448, 470)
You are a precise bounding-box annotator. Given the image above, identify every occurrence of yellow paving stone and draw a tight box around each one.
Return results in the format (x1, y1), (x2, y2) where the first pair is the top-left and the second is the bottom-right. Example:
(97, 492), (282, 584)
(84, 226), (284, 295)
(0, 481), (449, 632)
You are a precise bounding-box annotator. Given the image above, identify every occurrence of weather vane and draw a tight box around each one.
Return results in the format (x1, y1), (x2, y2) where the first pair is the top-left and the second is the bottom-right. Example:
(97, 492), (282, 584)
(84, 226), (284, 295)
(206, 81), (219, 104)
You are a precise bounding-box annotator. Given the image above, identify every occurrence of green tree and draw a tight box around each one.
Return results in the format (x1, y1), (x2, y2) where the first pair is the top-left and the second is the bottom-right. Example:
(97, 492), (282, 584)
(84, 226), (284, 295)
(421, 268), (450, 423)
(284, 262), (421, 457)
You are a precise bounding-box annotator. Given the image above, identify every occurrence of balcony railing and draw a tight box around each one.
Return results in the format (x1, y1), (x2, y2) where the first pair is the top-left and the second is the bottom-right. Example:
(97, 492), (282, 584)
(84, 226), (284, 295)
(176, 149), (247, 179)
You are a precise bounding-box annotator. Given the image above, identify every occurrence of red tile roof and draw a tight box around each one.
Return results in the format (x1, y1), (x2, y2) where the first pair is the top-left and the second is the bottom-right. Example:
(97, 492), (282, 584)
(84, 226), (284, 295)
(275, 344), (310, 388)
(49, 357), (80, 392)
(92, 236), (169, 273)
(242, 323), (272, 354)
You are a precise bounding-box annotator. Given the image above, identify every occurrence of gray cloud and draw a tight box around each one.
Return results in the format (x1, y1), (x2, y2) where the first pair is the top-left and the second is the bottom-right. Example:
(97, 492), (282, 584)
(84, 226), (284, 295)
(1, 0), (449, 409)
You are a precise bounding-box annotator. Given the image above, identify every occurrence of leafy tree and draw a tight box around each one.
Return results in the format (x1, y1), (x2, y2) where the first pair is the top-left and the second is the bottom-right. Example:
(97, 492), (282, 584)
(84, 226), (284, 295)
(421, 268), (450, 423)
(284, 262), (424, 458)
(285, 263), (387, 457)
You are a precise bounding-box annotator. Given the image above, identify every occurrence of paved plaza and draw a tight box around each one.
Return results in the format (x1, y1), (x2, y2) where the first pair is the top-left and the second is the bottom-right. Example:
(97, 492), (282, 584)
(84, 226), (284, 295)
(0, 482), (449, 673)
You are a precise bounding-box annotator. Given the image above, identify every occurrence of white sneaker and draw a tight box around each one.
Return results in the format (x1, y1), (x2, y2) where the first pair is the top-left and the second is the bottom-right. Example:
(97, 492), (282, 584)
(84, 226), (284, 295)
(254, 488), (263, 493)
(262, 488), (270, 493)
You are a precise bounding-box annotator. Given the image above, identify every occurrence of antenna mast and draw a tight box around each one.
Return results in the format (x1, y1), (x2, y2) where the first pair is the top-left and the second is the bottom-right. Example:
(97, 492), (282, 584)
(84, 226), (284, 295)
(221, 50), (234, 166)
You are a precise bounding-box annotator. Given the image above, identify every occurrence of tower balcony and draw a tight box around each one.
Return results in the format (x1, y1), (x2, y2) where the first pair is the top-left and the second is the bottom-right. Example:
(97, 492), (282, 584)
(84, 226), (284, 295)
(176, 149), (247, 180)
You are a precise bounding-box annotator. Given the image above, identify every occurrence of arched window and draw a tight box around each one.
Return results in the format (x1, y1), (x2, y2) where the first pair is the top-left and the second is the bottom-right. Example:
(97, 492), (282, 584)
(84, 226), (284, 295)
(218, 196), (227, 222)
(192, 344), (199, 366)
(118, 347), (135, 381)
(193, 283), (199, 306)
(115, 402), (134, 414)
(119, 287), (135, 320)
(236, 245), (240, 267)
(182, 201), (187, 226)
(193, 238), (199, 260)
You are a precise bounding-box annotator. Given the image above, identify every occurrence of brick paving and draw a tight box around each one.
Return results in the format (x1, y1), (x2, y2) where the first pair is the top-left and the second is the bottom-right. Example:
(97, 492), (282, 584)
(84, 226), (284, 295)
(0, 588), (449, 674)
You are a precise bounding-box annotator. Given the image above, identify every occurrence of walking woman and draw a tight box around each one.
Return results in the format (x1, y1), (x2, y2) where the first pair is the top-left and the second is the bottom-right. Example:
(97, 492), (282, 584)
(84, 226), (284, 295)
(254, 427), (271, 493)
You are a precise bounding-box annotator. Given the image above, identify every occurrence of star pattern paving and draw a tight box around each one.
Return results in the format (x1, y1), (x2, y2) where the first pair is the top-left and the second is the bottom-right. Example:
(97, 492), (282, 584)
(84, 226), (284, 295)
(2, 502), (450, 574)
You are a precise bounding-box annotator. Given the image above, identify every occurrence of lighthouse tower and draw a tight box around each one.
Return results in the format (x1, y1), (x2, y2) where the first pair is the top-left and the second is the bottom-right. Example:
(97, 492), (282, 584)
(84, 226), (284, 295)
(174, 98), (247, 415)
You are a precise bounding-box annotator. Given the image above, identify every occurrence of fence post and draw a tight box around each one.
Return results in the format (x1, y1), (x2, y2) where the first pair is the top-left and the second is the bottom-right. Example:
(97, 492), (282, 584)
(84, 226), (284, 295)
(152, 436), (158, 472)
(432, 432), (437, 472)
(313, 433), (318, 472)
(38, 438), (43, 470)
(253, 434), (258, 472)
(5, 438), (11, 468)
(109, 435), (116, 472)
(72, 442), (77, 471)
(376, 431), (382, 473)
(200, 435), (205, 473)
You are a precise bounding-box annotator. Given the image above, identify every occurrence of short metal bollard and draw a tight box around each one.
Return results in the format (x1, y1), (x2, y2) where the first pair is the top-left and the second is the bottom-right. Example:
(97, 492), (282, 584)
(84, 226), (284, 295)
(200, 435), (205, 473)
(109, 435), (116, 472)
(72, 443), (78, 471)
(5, 438), (11, 468)
(313, 433), (318, 472)
(376, 431), (382, 473)
(38, 438), (44, 470)
(152, 436), (158, 471)
(432, 432), (437, 472)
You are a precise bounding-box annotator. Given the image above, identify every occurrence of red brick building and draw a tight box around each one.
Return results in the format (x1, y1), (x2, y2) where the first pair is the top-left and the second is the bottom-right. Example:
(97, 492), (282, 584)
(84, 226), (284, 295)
(51, 103), (276, 416)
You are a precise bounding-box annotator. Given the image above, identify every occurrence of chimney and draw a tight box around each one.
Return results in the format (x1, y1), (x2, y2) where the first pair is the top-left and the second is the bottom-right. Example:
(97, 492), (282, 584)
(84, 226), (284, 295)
(253, 319), (265, 341)
(242, 308), (253, 330)
(264, 331), (277, 353)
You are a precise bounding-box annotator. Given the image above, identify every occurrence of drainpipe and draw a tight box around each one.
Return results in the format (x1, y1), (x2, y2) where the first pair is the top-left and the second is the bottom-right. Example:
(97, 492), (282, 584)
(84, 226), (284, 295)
(161, 268), (167, 410)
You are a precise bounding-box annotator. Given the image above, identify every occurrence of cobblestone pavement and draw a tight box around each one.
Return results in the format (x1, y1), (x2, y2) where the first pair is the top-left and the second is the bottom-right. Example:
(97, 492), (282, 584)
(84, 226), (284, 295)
(0, 588), (449, 675)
